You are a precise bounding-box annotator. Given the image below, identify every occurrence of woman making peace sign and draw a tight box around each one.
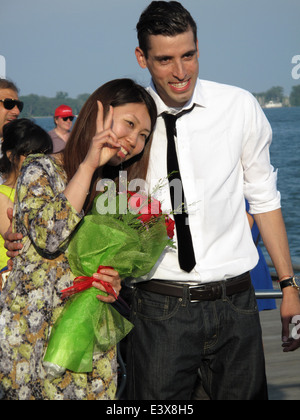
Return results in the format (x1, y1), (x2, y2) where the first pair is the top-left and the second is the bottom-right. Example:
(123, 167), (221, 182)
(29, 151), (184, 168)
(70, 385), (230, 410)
(0, 79), (157, 400)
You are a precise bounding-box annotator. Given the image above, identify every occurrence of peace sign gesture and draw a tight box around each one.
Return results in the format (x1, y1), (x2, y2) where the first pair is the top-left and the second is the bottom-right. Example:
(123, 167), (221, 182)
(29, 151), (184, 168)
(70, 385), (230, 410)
(82, 101), (121, 171)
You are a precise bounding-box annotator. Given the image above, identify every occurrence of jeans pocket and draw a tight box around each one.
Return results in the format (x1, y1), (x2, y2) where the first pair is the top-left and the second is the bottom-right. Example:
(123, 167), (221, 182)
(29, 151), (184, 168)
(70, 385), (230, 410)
(132, 288), (182, 322)
(225, 286), (258, 315)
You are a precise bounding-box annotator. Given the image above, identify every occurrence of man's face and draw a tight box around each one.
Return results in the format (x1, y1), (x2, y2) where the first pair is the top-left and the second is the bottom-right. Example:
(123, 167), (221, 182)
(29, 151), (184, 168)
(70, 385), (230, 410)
(0, 88), (21, 137)
(135, 29), (199, 108)
(55, 116), (74, 133)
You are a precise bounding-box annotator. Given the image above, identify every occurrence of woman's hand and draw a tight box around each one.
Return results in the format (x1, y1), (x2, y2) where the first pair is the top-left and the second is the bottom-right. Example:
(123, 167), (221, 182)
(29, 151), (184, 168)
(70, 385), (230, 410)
(64, 101), (121, 213)
(92, 267), (122, 303)
(4, 208), (23, 267)
(82, 101), (121, 171)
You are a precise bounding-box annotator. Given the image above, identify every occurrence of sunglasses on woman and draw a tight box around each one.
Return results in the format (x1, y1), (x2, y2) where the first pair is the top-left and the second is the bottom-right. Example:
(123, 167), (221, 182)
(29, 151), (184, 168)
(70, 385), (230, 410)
(0, 98), (24, 112)
(61, 116), (74, 122)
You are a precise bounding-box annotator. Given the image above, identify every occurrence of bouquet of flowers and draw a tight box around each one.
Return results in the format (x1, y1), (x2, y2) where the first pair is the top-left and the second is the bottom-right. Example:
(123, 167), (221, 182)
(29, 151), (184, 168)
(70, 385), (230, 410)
(43, 190), (175, 378)
(67, 190), (175, 280)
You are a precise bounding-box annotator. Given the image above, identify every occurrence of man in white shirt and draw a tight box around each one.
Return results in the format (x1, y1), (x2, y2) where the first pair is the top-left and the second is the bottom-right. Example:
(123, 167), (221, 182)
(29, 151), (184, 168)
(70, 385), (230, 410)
(0, 79), (23, 184)
(126, 1), (300, 400)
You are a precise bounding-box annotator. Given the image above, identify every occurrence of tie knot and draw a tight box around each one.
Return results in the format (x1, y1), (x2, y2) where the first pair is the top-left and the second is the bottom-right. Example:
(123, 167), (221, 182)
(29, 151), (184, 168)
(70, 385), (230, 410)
(161, 104), (196, 132)
(162, 104), (195, 120)
(161, 112), (177, 125)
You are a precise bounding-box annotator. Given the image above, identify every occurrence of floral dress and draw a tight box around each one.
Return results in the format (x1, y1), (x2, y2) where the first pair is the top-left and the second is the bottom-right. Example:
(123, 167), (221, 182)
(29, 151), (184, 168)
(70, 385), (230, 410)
(0, 185), (15, 270)
(0, 154), (117, 400)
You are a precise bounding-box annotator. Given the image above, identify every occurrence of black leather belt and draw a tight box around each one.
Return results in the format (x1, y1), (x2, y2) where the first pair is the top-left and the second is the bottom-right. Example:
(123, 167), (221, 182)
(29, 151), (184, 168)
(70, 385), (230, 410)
(135, 272), (251, 302)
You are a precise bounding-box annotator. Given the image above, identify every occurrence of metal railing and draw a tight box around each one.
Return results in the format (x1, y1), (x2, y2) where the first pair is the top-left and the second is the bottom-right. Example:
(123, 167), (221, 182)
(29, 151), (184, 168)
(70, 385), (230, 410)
(255, 289), (282, 299)
(255, 260), (300, 300)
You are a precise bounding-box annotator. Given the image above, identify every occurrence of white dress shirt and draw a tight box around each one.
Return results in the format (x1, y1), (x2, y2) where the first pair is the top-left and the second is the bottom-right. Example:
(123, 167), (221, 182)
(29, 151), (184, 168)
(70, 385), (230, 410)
(142, 79), (281, 283)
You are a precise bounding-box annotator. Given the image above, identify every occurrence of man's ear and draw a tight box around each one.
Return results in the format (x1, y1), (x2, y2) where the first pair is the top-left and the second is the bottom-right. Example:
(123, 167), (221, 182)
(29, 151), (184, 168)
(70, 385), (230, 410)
(135, 47), (148, 69)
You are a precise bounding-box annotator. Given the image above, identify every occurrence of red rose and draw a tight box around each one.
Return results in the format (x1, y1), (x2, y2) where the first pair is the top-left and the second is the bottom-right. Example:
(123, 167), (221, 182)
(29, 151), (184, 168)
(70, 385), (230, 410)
(165, 216), (175, 239)
(128, 192), (147, 213)
(128, 192), (162, 224)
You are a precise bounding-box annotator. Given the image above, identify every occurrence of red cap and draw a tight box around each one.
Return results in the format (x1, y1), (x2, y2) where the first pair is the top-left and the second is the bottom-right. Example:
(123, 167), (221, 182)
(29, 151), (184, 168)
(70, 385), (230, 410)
(54, 104), (74, 118)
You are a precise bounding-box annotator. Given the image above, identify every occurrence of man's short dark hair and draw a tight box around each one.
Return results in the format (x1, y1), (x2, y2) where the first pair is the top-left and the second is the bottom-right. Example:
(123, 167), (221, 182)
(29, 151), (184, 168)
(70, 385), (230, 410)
(0, 78), (19, 93)
(137, 1), (198, 57)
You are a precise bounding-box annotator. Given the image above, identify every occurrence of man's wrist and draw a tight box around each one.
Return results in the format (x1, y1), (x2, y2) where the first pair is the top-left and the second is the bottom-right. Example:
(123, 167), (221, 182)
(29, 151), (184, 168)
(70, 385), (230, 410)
(282, 285), (299, 297)
(280, 276), (300, 298)
(279, 275), (295, 282)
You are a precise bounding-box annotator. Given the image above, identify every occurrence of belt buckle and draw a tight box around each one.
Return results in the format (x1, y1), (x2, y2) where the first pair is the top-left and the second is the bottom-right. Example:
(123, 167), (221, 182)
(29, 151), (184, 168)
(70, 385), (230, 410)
(188, 284), (206, 303)
(188, 283), (223, 302)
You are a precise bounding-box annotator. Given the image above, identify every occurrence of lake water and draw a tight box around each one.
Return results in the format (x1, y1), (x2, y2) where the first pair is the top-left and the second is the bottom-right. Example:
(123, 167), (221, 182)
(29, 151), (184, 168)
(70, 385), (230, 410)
(263, 107), (300, 267)
(34, 106), (300, 267)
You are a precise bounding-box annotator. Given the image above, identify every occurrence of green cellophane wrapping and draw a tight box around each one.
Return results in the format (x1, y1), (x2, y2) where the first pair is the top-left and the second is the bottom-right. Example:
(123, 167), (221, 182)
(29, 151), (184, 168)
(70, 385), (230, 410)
(67, 193), (173, 279)
(44, 194), (172, 374)
(67, 213), (171, 280)
(44, 287), (132, 373)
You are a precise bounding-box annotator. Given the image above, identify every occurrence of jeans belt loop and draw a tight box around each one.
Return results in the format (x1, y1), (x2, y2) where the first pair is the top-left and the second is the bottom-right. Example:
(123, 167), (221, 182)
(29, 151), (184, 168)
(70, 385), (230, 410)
(182, 285), (190, 306)
(221, 281), (227, 301)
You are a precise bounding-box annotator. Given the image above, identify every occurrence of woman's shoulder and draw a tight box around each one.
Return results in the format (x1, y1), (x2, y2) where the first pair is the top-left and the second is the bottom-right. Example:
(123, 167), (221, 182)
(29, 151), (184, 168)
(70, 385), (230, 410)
(0, 184), (15, 198)
(23, 153), (55, 168)
(19, 154), (66, 188)
(21, 154), (64, 177)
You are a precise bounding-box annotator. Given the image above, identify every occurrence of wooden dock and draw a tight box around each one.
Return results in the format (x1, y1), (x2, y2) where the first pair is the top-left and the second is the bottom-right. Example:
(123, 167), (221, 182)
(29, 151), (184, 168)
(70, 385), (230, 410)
(258, 265), (300, 401)
(260, 306), (300, 400)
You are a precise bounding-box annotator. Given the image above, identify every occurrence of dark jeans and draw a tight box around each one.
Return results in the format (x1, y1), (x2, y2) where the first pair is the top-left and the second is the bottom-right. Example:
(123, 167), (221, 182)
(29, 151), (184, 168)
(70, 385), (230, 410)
(126, 283), (268, 400)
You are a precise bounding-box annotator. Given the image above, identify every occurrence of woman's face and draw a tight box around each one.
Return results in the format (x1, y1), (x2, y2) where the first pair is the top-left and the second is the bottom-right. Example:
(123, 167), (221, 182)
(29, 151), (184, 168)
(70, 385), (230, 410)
(107, 102), (152, 166)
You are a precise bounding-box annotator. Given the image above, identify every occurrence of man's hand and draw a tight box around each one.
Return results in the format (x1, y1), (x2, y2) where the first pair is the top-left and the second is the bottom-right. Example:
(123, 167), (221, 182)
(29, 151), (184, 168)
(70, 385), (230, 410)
(282, 314), (300, 352)
(281, 287), (300, 352)
(282, 337), (300, 352)
(4, 208), (23, 269)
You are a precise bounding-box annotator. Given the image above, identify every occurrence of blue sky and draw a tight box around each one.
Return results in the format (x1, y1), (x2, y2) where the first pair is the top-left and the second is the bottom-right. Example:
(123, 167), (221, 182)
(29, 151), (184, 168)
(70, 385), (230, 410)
(0, 0), (299, 98)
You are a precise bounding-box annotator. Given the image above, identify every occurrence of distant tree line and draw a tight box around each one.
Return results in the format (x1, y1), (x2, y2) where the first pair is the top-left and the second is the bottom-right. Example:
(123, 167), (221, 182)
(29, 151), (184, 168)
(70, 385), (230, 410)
(20, 85), (300, 117)
(20, 91), (90, 117)
(290, 85), (300, 106)
(253, 85), (300, 107)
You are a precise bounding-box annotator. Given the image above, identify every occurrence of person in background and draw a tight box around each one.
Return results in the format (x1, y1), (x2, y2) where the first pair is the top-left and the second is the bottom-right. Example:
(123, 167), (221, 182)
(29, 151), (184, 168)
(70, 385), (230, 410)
(246, 201), (277, 312)
(0, 119), (52, 273)
(0, 79), (23, 184)
(48, 104), (75, 154)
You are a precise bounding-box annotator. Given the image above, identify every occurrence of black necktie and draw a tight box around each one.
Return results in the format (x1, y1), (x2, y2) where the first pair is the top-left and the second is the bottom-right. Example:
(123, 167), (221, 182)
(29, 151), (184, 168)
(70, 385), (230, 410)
(162, 105), (196, 273)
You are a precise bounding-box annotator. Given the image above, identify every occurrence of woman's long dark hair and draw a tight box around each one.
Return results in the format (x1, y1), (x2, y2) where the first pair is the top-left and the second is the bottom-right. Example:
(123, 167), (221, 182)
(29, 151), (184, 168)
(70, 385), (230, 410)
(63, 78), (157, 212)
(0, 118), (53, 182)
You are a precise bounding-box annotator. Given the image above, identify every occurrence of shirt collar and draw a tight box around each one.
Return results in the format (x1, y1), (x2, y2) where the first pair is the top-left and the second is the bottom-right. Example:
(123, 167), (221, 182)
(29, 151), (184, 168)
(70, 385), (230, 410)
(148, 78), (207, 116)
